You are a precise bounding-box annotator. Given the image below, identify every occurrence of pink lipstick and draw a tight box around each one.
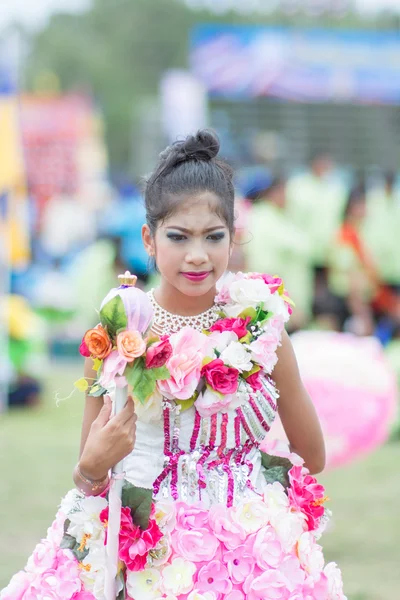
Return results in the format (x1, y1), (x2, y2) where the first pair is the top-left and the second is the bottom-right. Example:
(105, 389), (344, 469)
(181, 271), (211, 282)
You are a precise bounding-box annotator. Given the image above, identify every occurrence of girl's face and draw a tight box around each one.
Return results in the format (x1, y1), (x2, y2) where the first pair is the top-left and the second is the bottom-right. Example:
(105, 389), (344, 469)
(142, 192), (232, 298)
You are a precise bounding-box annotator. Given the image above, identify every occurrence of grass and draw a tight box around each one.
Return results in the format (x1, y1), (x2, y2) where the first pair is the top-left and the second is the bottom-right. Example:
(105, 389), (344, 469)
(1, 360), (399, 598)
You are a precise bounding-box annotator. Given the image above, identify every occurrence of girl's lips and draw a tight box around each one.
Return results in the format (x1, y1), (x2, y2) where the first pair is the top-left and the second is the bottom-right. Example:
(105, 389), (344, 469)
(181, 271), (211, 282)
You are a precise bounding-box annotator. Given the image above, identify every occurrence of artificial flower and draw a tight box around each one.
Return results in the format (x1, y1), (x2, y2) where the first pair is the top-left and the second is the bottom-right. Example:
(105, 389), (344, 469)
(252, 525), (283, 570)
(201, 359), (239, 395)
(157, 328), (209, 400)
(288, 466), (327, 531)
(174, 502), (209, 530)
(208, 505), (246, 550)
(233, 498), (270, 534)
(195, 387), (233, 418)
(196, 560), (233, 596)
(210, 317), (251, 340)
(172, 528), (220, 563)
(84, 325), (112, 360)
(223, 546), (254, 584)
(98, 350), (128, 389)
(116, 330), (146, 362)
(126, 568), (162, 600)
(297, 532), (325, 578)
(79, 338), (91, 358)
(161, 557), (196, 596)
(146, 338), (173, 369)
(220, 341), (253, 373)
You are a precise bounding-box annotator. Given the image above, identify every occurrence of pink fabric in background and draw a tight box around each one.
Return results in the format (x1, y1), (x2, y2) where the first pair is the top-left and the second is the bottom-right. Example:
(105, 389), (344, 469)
(270, 331), (398, 469)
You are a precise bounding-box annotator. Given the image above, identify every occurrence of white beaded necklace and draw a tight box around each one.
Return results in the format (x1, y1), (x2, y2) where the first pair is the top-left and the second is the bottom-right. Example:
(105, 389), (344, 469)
(148, 289), (220, 336)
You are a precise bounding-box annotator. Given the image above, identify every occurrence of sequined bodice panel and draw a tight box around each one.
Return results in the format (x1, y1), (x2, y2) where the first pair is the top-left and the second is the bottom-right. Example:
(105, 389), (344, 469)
(124, 378), (279, 507)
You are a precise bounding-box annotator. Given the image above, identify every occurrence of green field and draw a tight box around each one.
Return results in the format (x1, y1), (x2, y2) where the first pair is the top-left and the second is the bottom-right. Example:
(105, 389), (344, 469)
(1, 360), (399, 598)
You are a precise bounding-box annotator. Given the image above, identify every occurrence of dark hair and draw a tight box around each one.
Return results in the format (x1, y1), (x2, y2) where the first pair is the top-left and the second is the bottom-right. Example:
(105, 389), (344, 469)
(144, 130), (235, 236)
(342, 183), (366, 221)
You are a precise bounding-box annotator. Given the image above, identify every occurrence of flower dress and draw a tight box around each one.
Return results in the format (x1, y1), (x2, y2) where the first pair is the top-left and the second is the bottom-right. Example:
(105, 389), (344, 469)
(1, 273), (347, 600)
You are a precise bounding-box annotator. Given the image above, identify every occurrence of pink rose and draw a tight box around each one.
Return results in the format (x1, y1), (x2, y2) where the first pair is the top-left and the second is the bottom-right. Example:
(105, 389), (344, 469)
(0, 571), (34, 600)
(248, 331), (280, 373)
(253, 526), (284, 570)
(145, 338), (172, 369)
(26, 540), (58, 574)
(171, 528), (219, 562)
(157, 327), (209, 400)
(175, 502), (209, 529)
(197, 560), (233, 596)
(223, 546), (254, 584)
(246, 370), (262, 392)
(99, 350), (128, 389)
(208, 505), (246, 550)
(288, 466), (327, 531)
(201, 359), (239, 395)
(210, 317), (251, 340)
(244, 569), (290, 600)
(79, 338), (91, 357)
(72, 592), (96, 599)
(101, 506), (163, 572)
(195, 388), (234, 418)
(249, 273), (283, 295)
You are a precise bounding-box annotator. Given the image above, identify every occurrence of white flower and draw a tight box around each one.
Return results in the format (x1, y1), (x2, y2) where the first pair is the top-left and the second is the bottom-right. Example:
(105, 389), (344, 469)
(134, 389), (163, 423)
(272, 509), (306, 552)
(230, 278), (271, 308)
(297, 532), (325, 578)
(149, 533), (172, 568)
(66, 495), (108, 544)
(79, 545), (107, 599)
(233, 498), (270, 533)
(154, 500), (176, 533)
(126, 568), (162, 600)
(324, 562), (346, 600)
(208, 330), (238, 353)
(263, 292), (290, 322)
(60, 488), (84, 515)
(263, 482), (290, 518)
(161, 557), (196, 596)
(188, 591), (217, 600)
(220, 341), (253, 372)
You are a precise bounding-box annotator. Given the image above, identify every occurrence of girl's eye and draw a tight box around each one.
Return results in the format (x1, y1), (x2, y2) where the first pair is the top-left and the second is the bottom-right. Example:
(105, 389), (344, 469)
(207, 232), (226, 242)
(167, 233), (186, 242)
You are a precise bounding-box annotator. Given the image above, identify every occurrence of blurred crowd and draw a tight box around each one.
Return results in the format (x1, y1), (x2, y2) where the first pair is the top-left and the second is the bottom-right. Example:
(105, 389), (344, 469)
(4, 152), (400, 409)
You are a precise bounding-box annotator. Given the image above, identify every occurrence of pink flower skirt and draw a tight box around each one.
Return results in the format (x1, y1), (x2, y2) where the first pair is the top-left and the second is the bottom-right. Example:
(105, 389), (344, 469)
(0, 480), (346, 600)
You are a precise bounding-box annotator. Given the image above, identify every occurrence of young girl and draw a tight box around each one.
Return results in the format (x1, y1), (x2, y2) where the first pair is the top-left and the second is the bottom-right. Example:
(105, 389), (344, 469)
(2, 130), (346, 600)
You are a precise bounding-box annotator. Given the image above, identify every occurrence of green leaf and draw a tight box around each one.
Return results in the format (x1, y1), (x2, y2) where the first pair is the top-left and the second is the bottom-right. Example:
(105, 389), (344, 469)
(100, 295), (128, 338)
(126, 359), (156, 404)
(260, 451), (293, 489)
(238, 307), (257, 321)
(121, 481), (153, 530)
(88, 383), (108, 397)
(116, 571), (126, 600)
(175, 397), (196, 412)
(73, 543), (89, 562)
(60, 533), (76, 550)
(151, 366), (170, 380)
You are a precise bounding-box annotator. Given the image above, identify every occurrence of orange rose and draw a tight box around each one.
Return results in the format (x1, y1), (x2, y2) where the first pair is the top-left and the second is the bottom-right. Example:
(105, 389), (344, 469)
(84, 325), (113, 359)
(117, 330), (146, 362)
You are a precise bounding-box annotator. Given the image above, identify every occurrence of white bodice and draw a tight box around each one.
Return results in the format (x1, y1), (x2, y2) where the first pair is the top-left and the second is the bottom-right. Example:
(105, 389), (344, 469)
(123, 377), (279, 508)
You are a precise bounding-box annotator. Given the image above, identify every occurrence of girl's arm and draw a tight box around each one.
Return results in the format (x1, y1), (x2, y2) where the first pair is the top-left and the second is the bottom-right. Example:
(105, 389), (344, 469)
(273, 330), (326, 474)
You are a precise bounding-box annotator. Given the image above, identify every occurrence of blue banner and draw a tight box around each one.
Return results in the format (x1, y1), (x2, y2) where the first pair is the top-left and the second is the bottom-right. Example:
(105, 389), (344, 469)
(191, 26), (400, 104)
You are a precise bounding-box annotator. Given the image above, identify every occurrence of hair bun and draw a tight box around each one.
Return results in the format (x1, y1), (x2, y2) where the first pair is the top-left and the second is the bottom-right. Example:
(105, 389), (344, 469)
(182, 130), (220, 161)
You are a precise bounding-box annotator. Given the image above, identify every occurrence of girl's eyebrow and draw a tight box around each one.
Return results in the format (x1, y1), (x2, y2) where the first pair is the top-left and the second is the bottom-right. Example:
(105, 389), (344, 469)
(165, 226), (225, 233)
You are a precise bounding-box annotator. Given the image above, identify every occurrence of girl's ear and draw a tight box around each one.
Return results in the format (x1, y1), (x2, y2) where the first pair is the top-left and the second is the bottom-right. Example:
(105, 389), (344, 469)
(142, 224), (155, 257)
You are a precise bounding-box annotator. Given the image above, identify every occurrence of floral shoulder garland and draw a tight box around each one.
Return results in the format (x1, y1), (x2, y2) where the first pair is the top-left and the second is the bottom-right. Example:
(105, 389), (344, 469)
(77, 272), (293, 418)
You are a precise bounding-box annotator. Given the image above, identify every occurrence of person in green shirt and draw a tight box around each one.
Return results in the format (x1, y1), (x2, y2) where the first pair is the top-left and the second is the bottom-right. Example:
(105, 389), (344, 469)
(245, 176), (313, 330)
(363, 171), (400, 290)
(286, 153), (347, 272)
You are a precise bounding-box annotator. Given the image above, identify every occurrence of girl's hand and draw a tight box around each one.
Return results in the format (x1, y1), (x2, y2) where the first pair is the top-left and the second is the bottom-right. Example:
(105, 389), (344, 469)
(79, 395), (137, 481)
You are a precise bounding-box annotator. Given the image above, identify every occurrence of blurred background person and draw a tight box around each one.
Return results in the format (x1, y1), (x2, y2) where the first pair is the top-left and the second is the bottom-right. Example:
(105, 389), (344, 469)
(244, 174), (313, 330)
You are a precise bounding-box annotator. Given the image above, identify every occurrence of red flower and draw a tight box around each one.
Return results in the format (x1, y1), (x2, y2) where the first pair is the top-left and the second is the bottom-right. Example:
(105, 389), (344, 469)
(210, 317), (251, 339)
(145, 338), (173, 369)
(201, 359), (239, 395)
(79, 338), (91, 358)
(246, 370), (263, 392)
(287, 466), (327, 531)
